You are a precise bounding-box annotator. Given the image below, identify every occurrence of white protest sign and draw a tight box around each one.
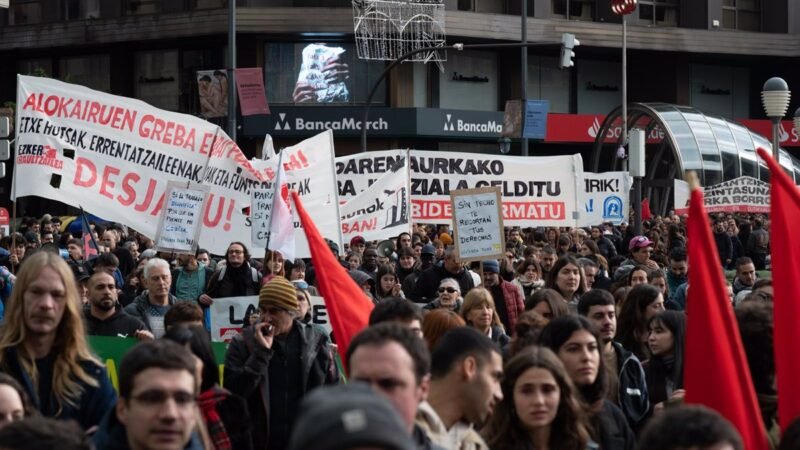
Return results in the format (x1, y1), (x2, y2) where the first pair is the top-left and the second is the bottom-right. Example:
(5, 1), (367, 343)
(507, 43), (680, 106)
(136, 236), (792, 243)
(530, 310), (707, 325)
(209, 295), (331, 342)
(336, 150), (584, 227)
(154, 182), (209, 253)
(674, 176), (769, 215)
(12, 75), (342, 257)
(339, 158), (411, 242)
(580, 172), (632, 226)
(249, 131), (343, 257)
(250, 188), (275, 248)
(450, 187), (505, 262)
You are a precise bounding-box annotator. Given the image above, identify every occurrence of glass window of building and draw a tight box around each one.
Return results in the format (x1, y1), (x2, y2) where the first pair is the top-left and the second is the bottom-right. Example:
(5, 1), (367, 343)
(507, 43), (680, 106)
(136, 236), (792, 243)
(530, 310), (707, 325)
(264, 42), (386, 105)
(124, 0), (159, 16)
(17, 58), (53, 77)
(638, 0), (679, 26)
(9, 0), (42, 25)
(688, 64), (749, 120)
(577, 60), (621, 115)
(181, 49), (226, 116)
(552, 0), (595, 20)
(722, 0), (761, 31)
(135, 50), (180, 111)
(65, 0), (100, 20)
(438, 50), (498, 111)
(527, 56), (571, 114)
(59, 55), (111, 92)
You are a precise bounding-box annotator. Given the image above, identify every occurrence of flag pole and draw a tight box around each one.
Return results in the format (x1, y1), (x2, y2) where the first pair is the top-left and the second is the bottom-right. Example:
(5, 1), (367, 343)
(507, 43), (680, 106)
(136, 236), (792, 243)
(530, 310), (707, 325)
(10, 200), (17, 274)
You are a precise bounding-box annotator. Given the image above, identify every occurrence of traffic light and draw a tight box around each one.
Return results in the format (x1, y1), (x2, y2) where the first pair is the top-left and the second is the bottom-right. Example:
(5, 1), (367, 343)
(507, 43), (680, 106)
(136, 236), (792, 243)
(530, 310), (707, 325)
(0, 117), (9, 179)
(559, 33), (580, 69)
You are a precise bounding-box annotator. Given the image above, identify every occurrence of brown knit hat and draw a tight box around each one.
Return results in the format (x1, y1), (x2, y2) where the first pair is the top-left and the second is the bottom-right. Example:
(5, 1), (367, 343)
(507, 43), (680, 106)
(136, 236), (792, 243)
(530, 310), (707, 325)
(259, 277), (300, 312)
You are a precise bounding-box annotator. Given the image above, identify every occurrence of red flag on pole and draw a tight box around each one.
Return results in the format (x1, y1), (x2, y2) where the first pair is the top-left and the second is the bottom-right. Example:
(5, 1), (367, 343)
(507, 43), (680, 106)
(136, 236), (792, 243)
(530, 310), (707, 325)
(757, 147), (800, 431)
(641, 198), (652, 221)
(290, 191), (373, 374)
(684, 180), (768, 450)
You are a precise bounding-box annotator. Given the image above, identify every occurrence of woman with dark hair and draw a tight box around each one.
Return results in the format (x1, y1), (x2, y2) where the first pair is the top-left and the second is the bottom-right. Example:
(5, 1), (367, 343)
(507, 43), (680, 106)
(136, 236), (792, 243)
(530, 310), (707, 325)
(579, 240), (610, 274)
(396, 232), (413, 250)
(525, 288), (570, 322)
(644, 311), (686, 416)
(617, 284), (665, 361)
(626, 265), (650, 288)
(666, 223), (686, 252)
(512, 257), (545, 299)
(0, 373), (36, 428)
(557, 234), (574, 256)
(544, 255), (587, 306)
(539, 316), (635, 450)
(482, 346), (594, 450)
(375, 264), (404, 301)
(163, 325), (253, 450)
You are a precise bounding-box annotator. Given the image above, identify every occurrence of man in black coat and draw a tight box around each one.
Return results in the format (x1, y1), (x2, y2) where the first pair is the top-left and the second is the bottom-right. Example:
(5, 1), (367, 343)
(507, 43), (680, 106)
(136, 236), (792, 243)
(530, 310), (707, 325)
(411, 247), (475, 303)
(224, 277), (339, 450)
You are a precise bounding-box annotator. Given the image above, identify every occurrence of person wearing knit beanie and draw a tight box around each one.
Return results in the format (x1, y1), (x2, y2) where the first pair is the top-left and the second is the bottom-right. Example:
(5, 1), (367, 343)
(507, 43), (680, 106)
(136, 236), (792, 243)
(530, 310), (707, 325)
(257, 277), (301, 340)
(225, 275), (340, 450)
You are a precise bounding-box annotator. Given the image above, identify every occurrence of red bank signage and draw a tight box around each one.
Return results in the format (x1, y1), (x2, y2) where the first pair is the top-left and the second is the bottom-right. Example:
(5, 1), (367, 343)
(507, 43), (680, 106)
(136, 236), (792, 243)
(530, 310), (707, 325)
(544, 114), (799, 148)
(737, 119), (800, 147)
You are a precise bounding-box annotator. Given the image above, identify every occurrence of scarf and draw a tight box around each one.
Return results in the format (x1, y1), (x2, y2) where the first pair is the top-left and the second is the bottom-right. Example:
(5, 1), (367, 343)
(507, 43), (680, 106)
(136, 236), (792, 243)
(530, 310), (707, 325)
(198, 387), (232, 450)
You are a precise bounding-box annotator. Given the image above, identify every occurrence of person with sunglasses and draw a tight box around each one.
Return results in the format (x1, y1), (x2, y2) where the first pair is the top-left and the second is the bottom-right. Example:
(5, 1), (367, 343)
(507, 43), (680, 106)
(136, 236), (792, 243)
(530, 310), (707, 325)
(423, 279), (463, 313)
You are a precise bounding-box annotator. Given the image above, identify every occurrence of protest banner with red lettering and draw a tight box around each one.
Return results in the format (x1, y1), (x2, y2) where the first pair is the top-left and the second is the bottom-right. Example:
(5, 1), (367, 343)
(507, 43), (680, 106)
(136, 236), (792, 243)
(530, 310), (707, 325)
(12, 75), (342, 257)
(336, 150), (584, 227)
(339, 155), (410, 243)
(674, 176), (770, 215)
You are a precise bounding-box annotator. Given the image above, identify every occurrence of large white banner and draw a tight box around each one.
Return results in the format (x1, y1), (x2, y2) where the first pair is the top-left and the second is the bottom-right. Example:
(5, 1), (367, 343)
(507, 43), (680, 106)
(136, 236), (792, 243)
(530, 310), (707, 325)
(209, 295), (331, 342)
(336, 150), (584, 227)
(580, 172), (632, 226)
(13, 76), (341, 257)
(674, 176), (769, 215)
(339, 156), (410, 243)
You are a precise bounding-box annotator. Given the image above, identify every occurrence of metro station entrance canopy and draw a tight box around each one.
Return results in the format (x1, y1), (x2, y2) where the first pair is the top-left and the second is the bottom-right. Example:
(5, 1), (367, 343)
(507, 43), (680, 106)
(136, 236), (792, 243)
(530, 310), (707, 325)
(589, 103), (800, 216)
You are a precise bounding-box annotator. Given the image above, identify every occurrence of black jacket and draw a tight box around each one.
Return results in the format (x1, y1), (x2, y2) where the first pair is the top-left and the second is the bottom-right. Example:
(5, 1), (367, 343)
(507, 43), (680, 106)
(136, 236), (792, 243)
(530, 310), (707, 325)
(412, 263), (475, 303)
(611, 341), (649, 429)
(595, 400), (636, 450)
(205, 263), (261, 298)
(93, 408), (204, 450)
(83, 304), (146, 337)
(223, 321), (339, 450)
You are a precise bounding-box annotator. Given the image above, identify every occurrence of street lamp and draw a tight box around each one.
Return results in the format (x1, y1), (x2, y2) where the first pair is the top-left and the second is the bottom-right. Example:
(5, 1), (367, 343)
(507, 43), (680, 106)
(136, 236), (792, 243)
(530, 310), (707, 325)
(612, 0), (640, 234)
(794, 106), (800, 140)
(761, 77), (791, 161)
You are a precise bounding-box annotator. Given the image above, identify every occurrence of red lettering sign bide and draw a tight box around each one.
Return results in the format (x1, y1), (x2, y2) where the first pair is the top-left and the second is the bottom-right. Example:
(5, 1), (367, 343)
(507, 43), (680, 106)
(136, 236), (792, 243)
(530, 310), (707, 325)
(412, 200), (566, 221)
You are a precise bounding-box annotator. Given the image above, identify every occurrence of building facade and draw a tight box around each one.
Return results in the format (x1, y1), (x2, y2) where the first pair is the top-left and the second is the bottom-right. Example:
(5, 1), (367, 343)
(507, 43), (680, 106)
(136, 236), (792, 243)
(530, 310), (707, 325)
(1, 0), (799, 211)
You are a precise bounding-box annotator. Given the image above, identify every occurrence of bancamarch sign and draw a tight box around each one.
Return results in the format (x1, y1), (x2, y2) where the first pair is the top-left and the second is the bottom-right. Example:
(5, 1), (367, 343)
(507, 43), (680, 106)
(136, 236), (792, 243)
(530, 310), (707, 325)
(241, 107), (506, 140)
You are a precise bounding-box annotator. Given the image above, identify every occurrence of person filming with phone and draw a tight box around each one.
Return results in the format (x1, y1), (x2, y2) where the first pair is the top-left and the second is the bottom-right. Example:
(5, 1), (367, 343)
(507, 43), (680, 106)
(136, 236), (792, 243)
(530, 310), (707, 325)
(223, 277), (339, 450)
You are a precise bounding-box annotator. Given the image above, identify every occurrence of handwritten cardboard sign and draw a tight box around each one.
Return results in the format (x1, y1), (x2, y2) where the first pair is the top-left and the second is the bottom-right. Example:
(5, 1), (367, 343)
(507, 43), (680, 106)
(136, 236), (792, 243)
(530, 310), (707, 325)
(450, 186), (505, 262)
(154, 182), (209, 254)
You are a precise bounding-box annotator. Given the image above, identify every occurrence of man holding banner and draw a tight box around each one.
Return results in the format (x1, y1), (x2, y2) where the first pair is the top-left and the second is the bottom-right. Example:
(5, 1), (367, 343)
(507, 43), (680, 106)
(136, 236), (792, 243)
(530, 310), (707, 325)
(224, 277), (338, 450)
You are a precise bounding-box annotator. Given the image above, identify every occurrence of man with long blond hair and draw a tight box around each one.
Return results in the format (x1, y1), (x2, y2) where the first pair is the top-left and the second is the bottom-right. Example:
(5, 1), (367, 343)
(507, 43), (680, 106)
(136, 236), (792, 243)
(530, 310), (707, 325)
(0, 251), (116, 430)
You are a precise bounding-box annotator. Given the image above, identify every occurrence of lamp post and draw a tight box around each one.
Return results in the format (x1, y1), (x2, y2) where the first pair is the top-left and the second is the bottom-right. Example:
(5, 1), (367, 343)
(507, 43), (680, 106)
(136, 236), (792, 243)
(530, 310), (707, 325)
(612, 0), (639, 233)
(761, 77), (791, 161)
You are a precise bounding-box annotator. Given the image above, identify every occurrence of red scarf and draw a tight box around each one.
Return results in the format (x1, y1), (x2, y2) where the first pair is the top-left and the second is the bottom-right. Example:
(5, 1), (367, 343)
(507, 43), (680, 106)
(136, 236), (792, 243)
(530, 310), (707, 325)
(198, 387), (232, 450)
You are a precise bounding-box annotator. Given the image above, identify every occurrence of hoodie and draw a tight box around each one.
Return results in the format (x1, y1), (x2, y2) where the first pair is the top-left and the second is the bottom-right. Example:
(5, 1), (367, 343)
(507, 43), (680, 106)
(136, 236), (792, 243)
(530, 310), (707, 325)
(83, 304), (146, 338)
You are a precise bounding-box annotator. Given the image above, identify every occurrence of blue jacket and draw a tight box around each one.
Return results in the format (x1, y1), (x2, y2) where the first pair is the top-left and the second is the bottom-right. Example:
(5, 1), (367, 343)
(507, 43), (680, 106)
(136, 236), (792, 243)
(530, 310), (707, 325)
(93, 407), (204, 450)
(3, 347), (116, 430)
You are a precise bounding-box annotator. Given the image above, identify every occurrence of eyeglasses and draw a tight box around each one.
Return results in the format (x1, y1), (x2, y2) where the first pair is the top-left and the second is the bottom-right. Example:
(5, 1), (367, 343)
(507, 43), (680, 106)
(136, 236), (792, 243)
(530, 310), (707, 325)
(438, 287), (458, 294)
(228, 250), (244, 255)
(130, 389), (196, 408)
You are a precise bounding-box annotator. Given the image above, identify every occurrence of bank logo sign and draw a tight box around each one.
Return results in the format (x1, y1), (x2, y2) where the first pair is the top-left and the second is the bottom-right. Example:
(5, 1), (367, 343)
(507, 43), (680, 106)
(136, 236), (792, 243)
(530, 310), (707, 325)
(275, 113), (291, 131)
(439, 112), (503, 135)
(444, 114), (455, 131)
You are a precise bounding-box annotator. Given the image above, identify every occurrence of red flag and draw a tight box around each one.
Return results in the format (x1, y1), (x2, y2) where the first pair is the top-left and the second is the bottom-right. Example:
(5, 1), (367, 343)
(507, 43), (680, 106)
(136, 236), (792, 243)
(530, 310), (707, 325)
(757, 147), (800, 430)
(290, 191), (373, 373)
(684, 184), (768, 450)
(641, 198), (652, 221)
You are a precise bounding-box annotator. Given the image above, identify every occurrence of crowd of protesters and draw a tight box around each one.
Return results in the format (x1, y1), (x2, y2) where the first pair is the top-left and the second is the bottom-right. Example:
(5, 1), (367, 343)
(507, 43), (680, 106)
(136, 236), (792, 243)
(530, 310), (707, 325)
(0, 211), (790, 450)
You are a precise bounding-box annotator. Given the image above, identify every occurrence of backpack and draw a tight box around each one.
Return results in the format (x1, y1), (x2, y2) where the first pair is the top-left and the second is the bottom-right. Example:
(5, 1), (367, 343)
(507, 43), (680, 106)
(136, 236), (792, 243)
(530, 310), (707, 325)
(217, 265), (259, 284)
